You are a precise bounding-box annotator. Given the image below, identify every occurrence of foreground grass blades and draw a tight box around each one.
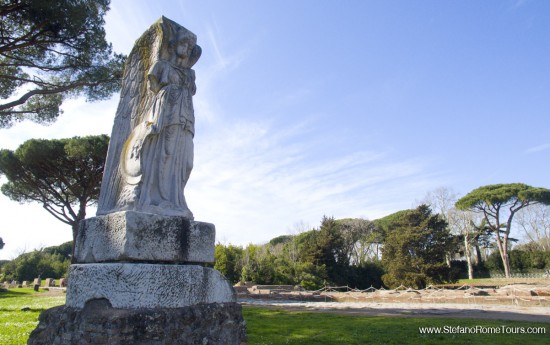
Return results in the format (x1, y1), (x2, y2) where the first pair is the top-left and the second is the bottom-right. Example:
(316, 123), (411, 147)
(0, 289), (548, 344)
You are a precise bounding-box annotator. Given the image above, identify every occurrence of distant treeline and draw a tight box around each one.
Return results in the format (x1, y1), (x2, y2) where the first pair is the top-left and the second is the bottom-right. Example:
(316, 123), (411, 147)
(214, 205), (550, 289)
(1, 205), (548, 287)
(0, 242), (71, 283)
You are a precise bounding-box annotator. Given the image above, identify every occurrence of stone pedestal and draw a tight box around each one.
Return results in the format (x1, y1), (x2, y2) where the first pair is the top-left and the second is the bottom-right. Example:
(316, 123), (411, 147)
(28, 300), (247, 345)
(75, 211), (215, 264)
(66, 263), (235, 308)
(28, 212), (247, 344)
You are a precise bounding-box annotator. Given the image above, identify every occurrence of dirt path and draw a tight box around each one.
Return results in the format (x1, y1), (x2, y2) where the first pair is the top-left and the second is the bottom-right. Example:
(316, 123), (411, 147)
(241, 300), (550, 323)
(32, 288), (550, 323)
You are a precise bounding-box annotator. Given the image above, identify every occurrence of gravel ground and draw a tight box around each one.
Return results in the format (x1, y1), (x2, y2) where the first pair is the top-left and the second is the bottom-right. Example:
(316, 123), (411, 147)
(32, 286), (550, 323)
(240, 299), (550, 323)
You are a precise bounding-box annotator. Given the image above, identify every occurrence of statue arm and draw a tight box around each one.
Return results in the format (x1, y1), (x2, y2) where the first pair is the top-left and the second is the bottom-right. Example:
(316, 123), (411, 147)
(147, 62), (166, 94)
(148, 73), (162, 94)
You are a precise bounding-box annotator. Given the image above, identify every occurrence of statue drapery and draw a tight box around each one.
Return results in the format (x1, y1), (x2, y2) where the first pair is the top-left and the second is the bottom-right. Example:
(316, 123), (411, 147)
(97, 17), (201, 218)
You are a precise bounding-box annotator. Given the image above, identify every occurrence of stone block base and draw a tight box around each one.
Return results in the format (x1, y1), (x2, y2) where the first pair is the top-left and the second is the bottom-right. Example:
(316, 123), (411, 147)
(66, 263), (235, 309)
(75, 211), (215, 264)
(28, 300), (247, 345)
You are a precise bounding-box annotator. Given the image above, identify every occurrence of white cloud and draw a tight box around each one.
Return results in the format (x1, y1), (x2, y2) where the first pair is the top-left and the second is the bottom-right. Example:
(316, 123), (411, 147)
(0, 182), (78, 260)
(0, 98), (116, 150)
(186, 117), (444, 246)
(192, 20), (254, 126)
(0, 94), (444, 259)
(525, 143), (550, 154)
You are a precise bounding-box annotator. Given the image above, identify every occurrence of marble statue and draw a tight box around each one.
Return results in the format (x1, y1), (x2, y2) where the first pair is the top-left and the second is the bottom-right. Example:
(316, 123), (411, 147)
(97, 17), (201, 218)
(28, 17), (247, 345)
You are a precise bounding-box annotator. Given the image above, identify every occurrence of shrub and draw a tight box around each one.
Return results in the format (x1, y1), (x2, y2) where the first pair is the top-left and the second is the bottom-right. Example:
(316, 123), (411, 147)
(0, 242), (71, 282)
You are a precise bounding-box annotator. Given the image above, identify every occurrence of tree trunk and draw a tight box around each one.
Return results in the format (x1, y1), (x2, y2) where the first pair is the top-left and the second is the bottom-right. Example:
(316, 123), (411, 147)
(502, 215), (515, 279)
(464, 233), (474, 280)
(474, 242), (482, 266)
(70, 221), (79, 263)
(501, 249), (511, 278)
(494, 231), (511, 278)
(502, 238), (511, 278)
(70, 201), (88, 263)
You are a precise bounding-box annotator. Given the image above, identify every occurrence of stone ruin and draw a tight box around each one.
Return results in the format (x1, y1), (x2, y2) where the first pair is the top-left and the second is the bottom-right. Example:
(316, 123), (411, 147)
(28, 17), (247, 345)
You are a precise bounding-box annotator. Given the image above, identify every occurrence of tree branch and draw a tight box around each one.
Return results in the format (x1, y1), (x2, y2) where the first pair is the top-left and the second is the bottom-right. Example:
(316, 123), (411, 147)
(0, 73), (54, 87)
(0, 61), (78, 72)
(42, 203), (72, 225)
(0, 23), (52, 53)
(0, 3), (26, 17)
(0, 79), (110, 111)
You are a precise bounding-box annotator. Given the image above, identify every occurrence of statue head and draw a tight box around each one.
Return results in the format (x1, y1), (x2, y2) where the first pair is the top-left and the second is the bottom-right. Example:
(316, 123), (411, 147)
(161, 18), (201, 68)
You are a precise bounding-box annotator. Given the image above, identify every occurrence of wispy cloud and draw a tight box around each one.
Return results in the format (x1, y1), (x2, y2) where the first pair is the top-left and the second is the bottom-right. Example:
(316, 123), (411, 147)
(510, 0), (531, 10)
(202, 20), (249, 76)
(525, 143), (550, 154)
(187, 117), (445, 245)
(193, 19), (253, 125)
(206, 22), (230, 71)
(0, 98), (116, 150)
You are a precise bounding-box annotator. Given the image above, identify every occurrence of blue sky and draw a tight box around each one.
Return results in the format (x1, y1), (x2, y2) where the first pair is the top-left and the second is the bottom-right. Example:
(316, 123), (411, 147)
(1, 0), (549, 259)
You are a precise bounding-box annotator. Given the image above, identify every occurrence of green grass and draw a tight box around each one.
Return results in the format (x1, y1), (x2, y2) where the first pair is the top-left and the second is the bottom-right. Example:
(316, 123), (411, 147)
(0, 288), (65, 345)
(0, 289), (548, 344)
(243, 306), (549, 345)
(457, 277), (548, 286)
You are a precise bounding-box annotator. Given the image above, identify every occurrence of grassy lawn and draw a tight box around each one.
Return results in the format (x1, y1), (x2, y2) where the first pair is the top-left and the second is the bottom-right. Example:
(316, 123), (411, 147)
(0, 288), (65, 345)
(0, 288), (548, 344)
(243, 307), (549, 345)
(457, 277), (549, 286)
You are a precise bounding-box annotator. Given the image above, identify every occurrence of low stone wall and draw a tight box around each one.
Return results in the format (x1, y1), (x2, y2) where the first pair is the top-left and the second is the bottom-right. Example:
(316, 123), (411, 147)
(326, 291), (550, 307)
(237, 284), (550, 307)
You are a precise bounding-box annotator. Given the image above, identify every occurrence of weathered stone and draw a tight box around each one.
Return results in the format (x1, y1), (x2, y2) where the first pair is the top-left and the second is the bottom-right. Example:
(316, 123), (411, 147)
(97, 17), (200, 218)
(28, 16), (247, 344)
(28, 301), (247, 345)
(66, 263), (235, 309)
(74, 211), (215, 264)
(44, 278), (54, 287)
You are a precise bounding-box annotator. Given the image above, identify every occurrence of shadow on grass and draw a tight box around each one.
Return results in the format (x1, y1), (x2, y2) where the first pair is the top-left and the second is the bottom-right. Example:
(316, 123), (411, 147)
(0, 307), (49, 312)
(0, 288), (42, 299)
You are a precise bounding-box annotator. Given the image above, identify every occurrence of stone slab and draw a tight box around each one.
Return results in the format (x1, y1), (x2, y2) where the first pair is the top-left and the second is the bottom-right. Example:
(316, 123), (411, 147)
(74, 211), (215, 264)
(28, 300), (247, 345)
(66, 263), (235, 309)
